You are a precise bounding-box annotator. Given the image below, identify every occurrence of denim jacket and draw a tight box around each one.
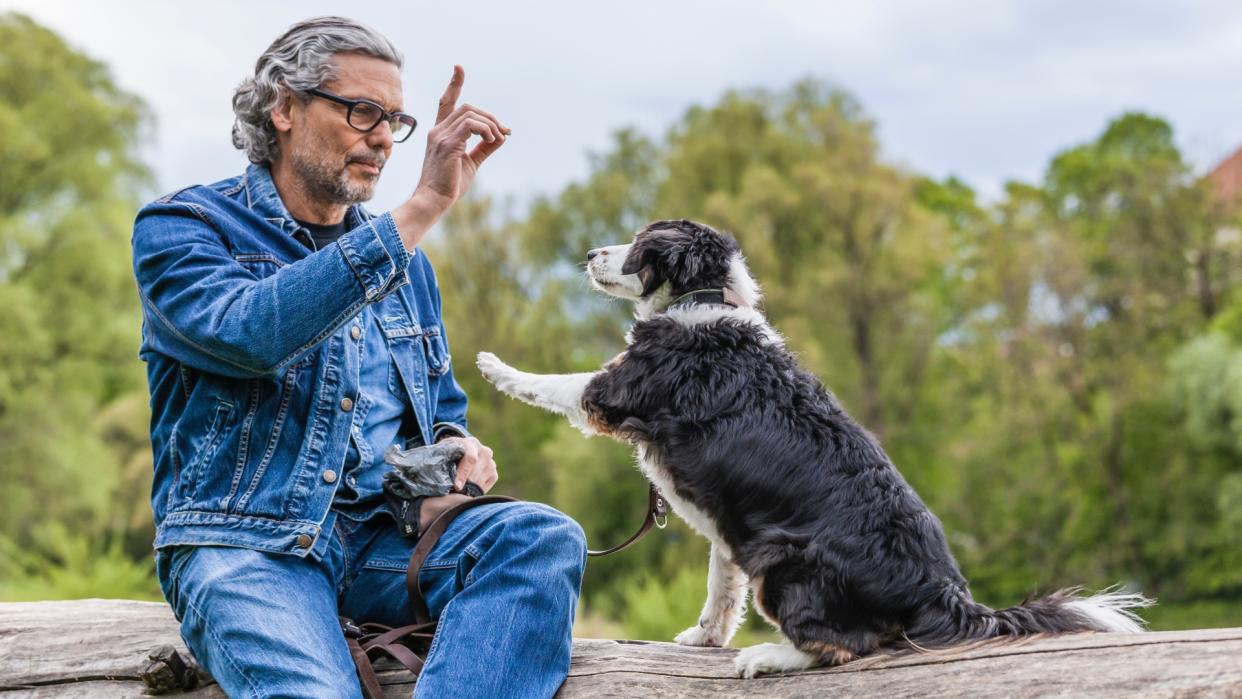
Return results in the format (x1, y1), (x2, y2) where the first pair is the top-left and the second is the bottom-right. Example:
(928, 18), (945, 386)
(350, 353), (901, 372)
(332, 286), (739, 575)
(132, 163), (469, 557)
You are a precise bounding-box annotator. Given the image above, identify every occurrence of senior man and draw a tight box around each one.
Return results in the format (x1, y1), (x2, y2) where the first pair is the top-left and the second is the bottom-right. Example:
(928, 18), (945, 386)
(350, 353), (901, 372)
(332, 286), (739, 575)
(132, 16), (586, 698)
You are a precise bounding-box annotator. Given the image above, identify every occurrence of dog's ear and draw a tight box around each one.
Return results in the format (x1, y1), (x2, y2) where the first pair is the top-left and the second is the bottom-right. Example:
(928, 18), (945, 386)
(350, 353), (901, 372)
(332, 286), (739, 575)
(627, 221), (739, 294)
(622, 233), (675, 296)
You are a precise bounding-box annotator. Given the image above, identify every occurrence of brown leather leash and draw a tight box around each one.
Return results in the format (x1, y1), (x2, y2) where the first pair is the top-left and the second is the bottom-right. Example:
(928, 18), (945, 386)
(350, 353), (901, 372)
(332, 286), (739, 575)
(340, 484), (667, 697)
(587, 483), (667, 557)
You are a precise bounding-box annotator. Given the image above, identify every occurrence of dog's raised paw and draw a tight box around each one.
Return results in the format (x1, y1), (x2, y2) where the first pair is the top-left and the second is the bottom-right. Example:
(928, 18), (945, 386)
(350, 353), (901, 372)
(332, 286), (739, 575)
(674, 625), (724, 647)
(475, 352), (513, 384)
(734, 642), (819, 679)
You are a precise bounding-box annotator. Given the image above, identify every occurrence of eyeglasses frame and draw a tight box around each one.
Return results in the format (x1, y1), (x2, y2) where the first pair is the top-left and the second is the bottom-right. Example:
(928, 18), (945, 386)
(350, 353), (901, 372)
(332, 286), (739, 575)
(304, 87), (417, 143)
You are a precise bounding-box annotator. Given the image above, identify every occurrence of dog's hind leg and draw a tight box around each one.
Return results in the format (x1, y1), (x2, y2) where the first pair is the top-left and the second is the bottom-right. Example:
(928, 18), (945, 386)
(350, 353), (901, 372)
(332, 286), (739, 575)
(675, 544), (748, 647)
(476, 352), (601, 435)
(736, 565), (877, 677)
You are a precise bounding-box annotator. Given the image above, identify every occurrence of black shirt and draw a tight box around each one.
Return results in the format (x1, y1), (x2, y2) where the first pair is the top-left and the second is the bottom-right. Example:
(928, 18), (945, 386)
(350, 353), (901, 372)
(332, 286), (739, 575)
(296, 218), (348, 251)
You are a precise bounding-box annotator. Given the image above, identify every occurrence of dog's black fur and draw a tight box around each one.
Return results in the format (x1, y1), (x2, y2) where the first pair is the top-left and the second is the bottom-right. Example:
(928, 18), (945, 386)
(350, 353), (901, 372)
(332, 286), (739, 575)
(579, 219), (1145, 662)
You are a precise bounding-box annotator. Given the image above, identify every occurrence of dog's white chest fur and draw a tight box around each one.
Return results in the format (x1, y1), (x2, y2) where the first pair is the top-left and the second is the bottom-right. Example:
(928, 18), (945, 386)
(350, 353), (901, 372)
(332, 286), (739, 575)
(636, 444), (733, 558)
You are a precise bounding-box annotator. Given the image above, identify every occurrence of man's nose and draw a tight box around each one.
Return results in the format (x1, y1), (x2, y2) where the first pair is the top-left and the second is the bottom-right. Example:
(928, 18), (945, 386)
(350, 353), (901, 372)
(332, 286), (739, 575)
(366, 120), (395, 149)
(586, 249), (601, 261)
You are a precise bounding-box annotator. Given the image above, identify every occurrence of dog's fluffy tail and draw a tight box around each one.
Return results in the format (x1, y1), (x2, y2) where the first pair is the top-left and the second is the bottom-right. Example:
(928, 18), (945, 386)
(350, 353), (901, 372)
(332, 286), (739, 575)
(907, 584), (1153, 647)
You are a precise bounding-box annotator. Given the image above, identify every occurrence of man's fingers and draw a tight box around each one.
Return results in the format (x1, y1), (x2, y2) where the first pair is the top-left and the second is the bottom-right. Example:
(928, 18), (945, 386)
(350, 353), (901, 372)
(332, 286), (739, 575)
(440, 108), (504, 144)
(437, 104), (506, 141)
(455, 456), (476, 490)
(454, 439), (481, 489)
(453, 117), (500, 144)
(459, 103), (511, 136)
(456, 454), (497, 492)
(435, 65), (465, 124)
(480, 468), (498, 493)
(450, 438), (499, 493)
(468, 137), (505, 168)
(475, 455), (498, 492)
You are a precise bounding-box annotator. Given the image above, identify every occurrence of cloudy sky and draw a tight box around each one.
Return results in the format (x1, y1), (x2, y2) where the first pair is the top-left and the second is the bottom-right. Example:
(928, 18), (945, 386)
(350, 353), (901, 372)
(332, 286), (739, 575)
(7, 1), (1242, 214)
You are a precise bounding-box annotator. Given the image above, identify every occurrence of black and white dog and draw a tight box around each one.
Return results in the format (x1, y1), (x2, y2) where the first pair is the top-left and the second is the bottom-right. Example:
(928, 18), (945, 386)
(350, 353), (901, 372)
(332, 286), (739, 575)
(476, 219), (1151, 678)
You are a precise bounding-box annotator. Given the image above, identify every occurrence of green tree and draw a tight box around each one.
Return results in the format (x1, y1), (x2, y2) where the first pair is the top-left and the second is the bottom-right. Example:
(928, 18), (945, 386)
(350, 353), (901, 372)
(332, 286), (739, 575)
(930, 114), (1240, 608)
(0, 13), (155, 596)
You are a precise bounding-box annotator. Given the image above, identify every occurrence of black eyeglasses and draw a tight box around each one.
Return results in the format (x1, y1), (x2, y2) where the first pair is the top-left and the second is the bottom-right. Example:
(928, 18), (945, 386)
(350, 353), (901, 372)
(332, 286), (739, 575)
(305, 88), (417, 143)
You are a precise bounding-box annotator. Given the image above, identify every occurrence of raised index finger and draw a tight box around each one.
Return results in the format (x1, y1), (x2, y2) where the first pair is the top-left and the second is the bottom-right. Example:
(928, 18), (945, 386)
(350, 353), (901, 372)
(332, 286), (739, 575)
(436, 65), (465, 124)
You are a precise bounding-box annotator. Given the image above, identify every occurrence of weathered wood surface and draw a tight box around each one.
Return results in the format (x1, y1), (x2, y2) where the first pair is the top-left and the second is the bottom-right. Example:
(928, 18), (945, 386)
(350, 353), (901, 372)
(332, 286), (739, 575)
(2, 599), (1241, 697)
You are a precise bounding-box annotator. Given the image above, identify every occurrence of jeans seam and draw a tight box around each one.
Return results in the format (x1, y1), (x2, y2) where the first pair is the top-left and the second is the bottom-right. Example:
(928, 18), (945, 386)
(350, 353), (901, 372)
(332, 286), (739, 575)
(335, 518), (352, 595)
(422, 600), (449, 670)
(181, 590), (262, 699)
(461, 547), (483, 587)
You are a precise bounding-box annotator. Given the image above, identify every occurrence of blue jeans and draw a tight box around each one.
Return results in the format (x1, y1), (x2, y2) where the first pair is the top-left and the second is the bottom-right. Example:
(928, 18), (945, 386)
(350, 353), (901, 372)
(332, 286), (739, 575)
(156, 502), (587, 698)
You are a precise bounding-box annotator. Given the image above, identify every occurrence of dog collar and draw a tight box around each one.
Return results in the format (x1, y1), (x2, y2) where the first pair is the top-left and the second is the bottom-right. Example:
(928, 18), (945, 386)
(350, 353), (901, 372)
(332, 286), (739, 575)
(668, 288), (747, 311)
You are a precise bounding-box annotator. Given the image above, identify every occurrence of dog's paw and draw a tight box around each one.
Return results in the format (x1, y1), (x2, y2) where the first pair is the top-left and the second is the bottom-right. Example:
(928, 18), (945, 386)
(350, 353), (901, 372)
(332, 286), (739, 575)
(675, 624), (725, 647)
(734, 642), (819, 679)
(476, 352), (518, 389)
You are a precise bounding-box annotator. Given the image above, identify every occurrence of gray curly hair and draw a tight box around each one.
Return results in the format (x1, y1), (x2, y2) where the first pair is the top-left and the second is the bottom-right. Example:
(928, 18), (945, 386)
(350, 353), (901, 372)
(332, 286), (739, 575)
(232, 16), (404, 165)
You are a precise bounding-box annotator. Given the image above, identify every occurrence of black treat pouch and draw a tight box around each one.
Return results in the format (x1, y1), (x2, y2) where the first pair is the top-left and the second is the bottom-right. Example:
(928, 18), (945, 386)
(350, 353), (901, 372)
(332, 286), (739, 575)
(383, 482), (424, 539)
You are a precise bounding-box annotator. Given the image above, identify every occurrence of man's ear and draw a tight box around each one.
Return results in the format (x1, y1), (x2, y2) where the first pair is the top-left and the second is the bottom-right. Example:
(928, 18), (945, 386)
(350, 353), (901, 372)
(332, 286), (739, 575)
(270, 89), (296, 134)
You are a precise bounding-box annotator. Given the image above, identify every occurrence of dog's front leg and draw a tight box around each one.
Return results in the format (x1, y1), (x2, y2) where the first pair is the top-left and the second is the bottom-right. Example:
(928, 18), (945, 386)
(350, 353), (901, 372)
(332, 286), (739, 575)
(476, 352), (600, 435)
(675, 544), (748, 647)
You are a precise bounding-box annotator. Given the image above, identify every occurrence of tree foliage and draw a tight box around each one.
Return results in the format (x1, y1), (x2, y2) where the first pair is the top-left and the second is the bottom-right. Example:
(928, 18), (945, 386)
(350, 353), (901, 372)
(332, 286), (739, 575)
(0, 12), (154, 587)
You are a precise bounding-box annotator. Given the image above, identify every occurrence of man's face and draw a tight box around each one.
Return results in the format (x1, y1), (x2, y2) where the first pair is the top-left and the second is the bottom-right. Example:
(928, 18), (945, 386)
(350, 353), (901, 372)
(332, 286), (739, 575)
(283, 53), (403, 207)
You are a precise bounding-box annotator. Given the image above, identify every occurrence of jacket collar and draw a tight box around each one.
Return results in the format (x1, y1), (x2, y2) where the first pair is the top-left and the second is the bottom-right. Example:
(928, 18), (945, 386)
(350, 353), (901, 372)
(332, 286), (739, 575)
(242, 163), (367, 244)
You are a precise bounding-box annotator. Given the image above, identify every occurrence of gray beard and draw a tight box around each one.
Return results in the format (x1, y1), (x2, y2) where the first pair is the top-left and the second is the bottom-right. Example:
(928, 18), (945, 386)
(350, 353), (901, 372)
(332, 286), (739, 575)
(290, 151), (374, 207)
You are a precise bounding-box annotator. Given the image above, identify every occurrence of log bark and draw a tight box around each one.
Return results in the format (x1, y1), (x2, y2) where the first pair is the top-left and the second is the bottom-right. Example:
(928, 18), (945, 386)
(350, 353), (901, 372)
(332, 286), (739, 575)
(1, 599), (1240, 697)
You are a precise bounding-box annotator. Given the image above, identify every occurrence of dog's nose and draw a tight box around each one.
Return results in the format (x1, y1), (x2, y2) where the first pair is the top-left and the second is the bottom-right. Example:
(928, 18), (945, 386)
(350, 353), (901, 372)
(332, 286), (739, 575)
(586, 249), (601, 261)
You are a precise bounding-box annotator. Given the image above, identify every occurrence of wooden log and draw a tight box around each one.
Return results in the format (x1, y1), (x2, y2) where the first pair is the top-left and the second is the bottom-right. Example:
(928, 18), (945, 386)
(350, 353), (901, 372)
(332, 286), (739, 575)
(1, 599), (1240, 697)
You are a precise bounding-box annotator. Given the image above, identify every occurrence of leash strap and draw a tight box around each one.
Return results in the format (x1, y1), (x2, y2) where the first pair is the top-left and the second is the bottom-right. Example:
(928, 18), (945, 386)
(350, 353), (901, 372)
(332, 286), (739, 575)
(340, 616), (435, 698)
(587, 483), (667, 557)
(405, 495), (518, 624)
(342, 484), (666, 696)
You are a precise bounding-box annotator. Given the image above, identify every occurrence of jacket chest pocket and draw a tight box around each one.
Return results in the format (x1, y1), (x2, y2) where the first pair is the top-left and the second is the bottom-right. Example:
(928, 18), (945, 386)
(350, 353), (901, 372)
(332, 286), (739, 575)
(378, 317), (422, 398)
(421, 326), (451, 376)
(377, 314), (438, 399)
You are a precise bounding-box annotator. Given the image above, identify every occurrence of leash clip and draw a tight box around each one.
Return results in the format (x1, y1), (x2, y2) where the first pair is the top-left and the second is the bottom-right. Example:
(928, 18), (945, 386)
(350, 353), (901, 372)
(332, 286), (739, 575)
(654, 495), (668, 529)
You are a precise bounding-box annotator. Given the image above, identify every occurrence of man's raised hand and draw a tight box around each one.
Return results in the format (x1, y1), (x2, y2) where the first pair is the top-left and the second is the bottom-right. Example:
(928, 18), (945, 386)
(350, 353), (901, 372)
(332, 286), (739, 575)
(413, 65), (510, 214)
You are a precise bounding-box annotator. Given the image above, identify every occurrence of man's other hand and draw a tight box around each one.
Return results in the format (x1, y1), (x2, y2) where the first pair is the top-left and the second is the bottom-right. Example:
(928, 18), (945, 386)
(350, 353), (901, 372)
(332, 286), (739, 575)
(440, 435), (499, 493)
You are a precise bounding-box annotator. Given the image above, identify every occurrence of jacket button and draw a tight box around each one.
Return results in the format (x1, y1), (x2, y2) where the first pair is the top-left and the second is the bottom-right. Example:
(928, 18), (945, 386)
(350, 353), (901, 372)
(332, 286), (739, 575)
(350, 325), (362, 340)
(295, 534), (312, 548)
(340, 397), (354, 412)
(322, 469), (337, 484)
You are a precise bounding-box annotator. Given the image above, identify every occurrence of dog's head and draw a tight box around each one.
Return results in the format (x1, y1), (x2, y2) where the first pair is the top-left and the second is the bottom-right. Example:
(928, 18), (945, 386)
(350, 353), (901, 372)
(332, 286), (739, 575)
(585, 219), (761, 317)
